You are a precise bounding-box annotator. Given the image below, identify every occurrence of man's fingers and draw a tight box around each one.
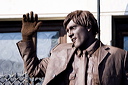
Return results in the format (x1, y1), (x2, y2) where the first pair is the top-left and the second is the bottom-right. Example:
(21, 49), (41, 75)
(22, 14), (27, 22)
(35, 14), (38, 22)
(26, 13), (29, 21)
(35, 21), (42, 29)
(30, 11), (34, 22)
(22, 11), (38, 22)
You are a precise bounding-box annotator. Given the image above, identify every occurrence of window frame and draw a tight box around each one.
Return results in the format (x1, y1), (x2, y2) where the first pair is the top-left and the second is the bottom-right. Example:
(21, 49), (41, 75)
(112, 15), (128, 49)
(0, 20), (67, 49)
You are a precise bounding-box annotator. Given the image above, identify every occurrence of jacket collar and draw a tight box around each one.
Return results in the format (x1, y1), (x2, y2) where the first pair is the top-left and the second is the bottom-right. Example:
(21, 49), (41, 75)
(98, 43), (109, 65)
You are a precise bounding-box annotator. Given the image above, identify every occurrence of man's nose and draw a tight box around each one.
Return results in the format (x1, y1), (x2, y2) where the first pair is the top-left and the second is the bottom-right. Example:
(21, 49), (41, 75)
(68, 30), (74, 38)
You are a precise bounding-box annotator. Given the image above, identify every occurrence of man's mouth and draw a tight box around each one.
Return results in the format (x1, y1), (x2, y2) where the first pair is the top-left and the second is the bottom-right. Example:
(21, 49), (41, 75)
(71, 38), (76, 43)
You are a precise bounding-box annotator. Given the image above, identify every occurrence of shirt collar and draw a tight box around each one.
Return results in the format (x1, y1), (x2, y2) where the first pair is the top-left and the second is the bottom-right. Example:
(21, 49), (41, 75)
(85, 39), (100, 57)
(75, 39), (100, 57)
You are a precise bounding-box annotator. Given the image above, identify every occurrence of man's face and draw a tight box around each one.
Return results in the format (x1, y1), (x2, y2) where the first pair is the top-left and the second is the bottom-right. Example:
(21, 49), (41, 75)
(66, 20), (89, 49)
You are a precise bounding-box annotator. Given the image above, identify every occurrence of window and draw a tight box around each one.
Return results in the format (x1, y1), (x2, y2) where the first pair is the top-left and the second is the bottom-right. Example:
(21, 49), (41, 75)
(37, 31), (59, 58)
(124, 36), (128, 51)
(112, 16), (128, 51)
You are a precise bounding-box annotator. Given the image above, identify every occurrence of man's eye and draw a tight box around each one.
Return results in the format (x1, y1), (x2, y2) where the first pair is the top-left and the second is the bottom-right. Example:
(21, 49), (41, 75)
(70, 27), (75, 30)
(66, 29), (69, 32)
(72, 26), (77, 29)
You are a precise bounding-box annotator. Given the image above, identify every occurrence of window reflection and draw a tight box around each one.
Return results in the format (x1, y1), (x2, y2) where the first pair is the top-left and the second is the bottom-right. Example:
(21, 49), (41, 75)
(37, 31), (59, 59)
(0, 31), (59, 75)
(0, 33), (23, 75)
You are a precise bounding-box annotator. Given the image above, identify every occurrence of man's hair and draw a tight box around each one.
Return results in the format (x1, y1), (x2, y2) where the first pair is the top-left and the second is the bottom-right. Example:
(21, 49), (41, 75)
(63, 10), (99, 36)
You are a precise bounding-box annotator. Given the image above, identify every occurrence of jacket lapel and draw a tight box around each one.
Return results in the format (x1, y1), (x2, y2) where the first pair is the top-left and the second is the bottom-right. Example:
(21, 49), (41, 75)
(55, 47), (76, 75)
(98, 43), (109, 65)
(67, 47), (76, 64)
(43, 46), (76, 85)
(97, 44), (110, 84)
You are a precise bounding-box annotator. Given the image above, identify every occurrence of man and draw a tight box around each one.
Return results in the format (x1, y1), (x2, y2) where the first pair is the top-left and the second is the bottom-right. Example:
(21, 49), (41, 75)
(17, 10), (128, 85)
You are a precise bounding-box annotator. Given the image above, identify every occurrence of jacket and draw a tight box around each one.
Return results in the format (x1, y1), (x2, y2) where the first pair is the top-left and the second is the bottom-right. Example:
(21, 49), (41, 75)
(17, 40), (128, 85)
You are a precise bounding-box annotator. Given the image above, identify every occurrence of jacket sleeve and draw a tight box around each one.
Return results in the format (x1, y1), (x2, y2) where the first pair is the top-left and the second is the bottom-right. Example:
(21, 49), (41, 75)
(16, 40), (49, 77)
(124, 51), (128, 85)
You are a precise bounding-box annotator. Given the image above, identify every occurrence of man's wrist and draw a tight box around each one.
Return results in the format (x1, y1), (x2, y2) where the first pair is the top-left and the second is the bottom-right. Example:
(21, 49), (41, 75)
(22, 36), (32, 42)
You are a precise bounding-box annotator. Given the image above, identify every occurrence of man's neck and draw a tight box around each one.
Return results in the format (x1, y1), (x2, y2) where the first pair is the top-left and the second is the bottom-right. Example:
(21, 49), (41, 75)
(79, 38), (96, 51)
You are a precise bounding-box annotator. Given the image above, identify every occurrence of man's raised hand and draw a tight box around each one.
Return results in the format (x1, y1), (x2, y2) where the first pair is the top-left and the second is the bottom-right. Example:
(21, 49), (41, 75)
(21, 11), (42, 41)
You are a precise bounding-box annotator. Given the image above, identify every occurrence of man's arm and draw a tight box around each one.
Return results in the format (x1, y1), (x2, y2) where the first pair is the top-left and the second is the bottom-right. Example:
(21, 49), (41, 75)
(17, 41), (49, 77)
(17, 12), (49, 77)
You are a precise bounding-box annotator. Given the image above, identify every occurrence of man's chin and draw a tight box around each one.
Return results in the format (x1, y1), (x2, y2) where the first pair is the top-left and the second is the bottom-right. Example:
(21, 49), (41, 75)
(74, 44), (85, 50)
(73, 43), (80, 48)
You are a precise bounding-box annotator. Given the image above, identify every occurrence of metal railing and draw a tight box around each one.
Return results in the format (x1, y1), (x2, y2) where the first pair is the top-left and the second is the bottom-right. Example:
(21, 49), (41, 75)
(0, 73), (44, 85)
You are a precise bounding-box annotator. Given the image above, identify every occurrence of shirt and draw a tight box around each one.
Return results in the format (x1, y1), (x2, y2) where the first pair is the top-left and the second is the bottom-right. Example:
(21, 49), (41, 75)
(69, 40), (100, 85)
(86, 40), (100, 85)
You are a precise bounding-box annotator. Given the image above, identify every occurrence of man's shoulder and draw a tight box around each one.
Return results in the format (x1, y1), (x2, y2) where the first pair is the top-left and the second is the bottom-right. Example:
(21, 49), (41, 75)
(102, 44), (126, 54)
(52, 43), (73, 51)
